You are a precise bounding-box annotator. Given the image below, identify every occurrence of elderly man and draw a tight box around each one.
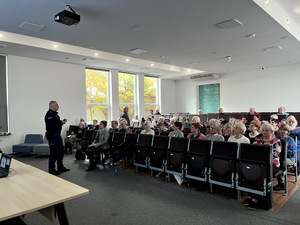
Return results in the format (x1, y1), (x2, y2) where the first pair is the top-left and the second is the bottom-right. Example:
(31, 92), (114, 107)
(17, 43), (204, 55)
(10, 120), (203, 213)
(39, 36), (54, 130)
(204, 119), (225, 141)
(120, 106), (130, 126)
(277, 107), (289, 116)
(287, 115), (300, 172)
(247, 108), (256, 115)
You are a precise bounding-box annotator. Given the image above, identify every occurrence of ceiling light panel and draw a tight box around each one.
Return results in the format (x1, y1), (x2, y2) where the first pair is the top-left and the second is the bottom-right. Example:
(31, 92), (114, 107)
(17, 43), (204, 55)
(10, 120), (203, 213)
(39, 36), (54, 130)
(216, 19), (243, 29)
(264, 45), (283, 51)
(19, 22), (46, 31)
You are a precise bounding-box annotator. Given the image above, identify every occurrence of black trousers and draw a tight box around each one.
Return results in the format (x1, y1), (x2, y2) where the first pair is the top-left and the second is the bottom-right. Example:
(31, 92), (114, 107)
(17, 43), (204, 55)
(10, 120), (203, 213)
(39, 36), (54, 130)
(86, 146), (108, 167)
(48, 134), (65, 172)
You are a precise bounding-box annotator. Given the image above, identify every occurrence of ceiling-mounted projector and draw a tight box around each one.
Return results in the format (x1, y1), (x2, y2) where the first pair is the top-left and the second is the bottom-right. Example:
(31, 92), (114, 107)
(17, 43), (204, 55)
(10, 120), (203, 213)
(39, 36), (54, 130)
(54, 5), (80, 26)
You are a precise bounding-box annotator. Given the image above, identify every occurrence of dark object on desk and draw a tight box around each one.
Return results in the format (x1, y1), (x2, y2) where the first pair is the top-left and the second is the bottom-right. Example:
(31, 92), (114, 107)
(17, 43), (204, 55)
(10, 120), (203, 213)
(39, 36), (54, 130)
(0, 153), (11, 178)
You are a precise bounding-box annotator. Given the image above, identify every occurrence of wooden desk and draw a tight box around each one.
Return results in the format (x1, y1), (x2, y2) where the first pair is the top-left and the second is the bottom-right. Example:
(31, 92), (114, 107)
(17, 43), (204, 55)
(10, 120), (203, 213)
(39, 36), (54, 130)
(0, 158), (89, 224)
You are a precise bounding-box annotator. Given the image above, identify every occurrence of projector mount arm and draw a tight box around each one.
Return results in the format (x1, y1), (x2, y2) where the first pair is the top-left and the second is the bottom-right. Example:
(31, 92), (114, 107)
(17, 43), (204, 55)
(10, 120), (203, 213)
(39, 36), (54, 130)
(66, 5), (78, 15)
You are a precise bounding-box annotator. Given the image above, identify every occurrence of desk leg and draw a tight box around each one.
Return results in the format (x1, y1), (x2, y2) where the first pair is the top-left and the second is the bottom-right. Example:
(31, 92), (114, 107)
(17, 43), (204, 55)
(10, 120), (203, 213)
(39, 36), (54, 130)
(39, 203), (69, 225)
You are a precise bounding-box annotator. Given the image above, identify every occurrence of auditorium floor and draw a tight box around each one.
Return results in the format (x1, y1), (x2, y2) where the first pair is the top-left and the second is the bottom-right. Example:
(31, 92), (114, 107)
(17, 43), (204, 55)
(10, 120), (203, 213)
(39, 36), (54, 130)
(12, 153), (300, 225)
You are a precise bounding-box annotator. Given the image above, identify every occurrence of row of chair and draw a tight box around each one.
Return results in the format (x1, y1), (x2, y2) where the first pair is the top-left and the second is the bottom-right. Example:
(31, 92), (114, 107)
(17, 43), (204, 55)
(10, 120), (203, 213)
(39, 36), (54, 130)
(108, 132), (276, 209)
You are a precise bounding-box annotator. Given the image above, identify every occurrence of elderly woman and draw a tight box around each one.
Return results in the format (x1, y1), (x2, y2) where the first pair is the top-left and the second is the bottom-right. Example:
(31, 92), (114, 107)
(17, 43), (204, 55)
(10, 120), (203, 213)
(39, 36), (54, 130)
(245, 121), (262, 143)
(228, 122), (250, 144)
(204, 119), (225, 141)
(119, 118), (131, 133)
(198, 109), (204, 115)
(169, 122), (184, 138)
(218, 108), (224, 115)
(141, 121), (155, 135)
(222, 122), (233, 141)
(168, 117), (177, 131)
(187, 123), (205, 140)
(245, 123), (281, 209)
(86, 121), (110, 171)
(191, 116), (200, 124)
(275, 124), (297, 189)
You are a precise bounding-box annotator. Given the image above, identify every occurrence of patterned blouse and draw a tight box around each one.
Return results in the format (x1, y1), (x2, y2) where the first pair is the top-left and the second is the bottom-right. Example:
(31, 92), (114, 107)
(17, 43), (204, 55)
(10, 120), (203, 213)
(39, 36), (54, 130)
(254, 136), (281, 167)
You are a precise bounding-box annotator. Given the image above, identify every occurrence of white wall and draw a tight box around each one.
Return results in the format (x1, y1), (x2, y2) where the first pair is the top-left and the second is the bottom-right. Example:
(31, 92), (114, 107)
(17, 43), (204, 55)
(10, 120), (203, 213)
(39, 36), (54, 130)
(176, 63), (300, 114)
(161, 79), (176, 114)
(1, 55), (86, 153)
(1, 55), (176, 153)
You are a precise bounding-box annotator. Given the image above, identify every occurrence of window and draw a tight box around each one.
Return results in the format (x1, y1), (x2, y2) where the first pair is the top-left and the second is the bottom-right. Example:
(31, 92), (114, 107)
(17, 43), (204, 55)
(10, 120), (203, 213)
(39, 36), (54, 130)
(86, 69), (109, 123)
(118, 72), (136, 120)
(144, 76), (158, 115)
(0, 55), (8, 132)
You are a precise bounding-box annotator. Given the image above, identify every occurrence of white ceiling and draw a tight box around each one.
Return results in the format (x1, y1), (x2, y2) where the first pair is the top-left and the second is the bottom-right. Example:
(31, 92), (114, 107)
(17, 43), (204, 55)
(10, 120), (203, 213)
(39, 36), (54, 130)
(0, 0), (300, 79)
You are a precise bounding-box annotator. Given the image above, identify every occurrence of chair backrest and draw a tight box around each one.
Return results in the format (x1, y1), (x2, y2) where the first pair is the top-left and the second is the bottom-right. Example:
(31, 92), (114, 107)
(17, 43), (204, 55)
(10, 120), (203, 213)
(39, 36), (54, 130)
(152, 135), (169, 149)
(279, 140), (287, 171)
(125, 133), (138, 143)
(68, 125), (78, 133)
(169, 137), (189, 153)
(24, 134), (43, 144)
(211, 141), (238, 159)
(83, 130), (94, 139)
(239, 143), (271, 163)
(112, 132), (125, 144)
(137, 134), (153, 146)
(159, 131), (169, 136)
(188, 139), (211, 155)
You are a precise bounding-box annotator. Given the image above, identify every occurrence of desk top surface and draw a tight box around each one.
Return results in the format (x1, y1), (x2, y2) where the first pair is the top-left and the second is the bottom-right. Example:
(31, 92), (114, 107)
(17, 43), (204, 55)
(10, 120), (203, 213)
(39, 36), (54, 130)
(0, 157), (89, 221)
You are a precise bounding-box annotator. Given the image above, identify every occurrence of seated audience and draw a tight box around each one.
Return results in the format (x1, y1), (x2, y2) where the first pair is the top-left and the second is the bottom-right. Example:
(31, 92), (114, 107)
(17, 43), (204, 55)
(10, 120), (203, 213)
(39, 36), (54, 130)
(253, 113), (261, 122)
(187, 123), (205, 140)
(168, 118), (177, 131)
(184, 118), (191, 128)
(157, 122), (167, 132)
(270, 118), (279, 134)
(91, 119), (99, 130)
(270, 114), (278, 121)
(204, 120), (225, 141)
(245, 123), (281, 209)
(222, 122), (233, 141)
(280, 118), (287, 125)
(229, 117), (236, 125)
(119, 118), (131, 133)
(147, 116), (155, 127)
(246, 107), (257, 115)
(277, 107), (289, 116)
(65, 121), (86, 154)
(206, 119), (223, 135)
(218, 107), (225, 115)
(244, 121), (262, 143)
(149, 109), (154, 116)
(86, 121), (110, 171)
(198, 109), (204, 115)
(287, 116), (300, 172)
(228, 122), (250, 144)
(276, 123), (297, 189)
(141, 121), (155, 135)
(131, 115), (140, 128)
(169, 122), (184, 138)
(191, 116), (200, 124)
(80, 117), (88, 127)
(154, 109), (161, 115)
(109, 120), (119, 132)
(158, 116), (169, 127)
(241, 115), (248, 125)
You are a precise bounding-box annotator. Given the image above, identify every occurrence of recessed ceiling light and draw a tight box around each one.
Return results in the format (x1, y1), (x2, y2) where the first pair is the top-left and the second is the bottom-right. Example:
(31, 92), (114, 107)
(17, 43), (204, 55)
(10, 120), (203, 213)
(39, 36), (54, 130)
(266, 0), (269, 5)
(150, 63), (154, 67)
(0, 34), (3, 38)
(94, 53), (98, 56)
(129, 48), (147, 55)
(170, 67), (174, 70)
(264, 45), (283, 51)
(131, 25), (144, 31)
(188, 69), (191, 72)
(287, 19), (290, 25)
(126, 58), (129, 62)
(160, 56), (166, 59)
(53, 44), (58, 48)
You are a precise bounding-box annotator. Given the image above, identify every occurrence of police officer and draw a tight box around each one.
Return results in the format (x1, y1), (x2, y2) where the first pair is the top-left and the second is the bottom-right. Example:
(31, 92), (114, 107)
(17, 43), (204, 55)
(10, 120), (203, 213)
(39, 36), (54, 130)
(45, 101), (70, 175)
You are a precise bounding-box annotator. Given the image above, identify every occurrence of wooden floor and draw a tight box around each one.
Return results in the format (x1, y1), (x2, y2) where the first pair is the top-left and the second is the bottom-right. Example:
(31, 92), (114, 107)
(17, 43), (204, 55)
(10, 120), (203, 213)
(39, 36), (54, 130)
(121, 161), (299, 212)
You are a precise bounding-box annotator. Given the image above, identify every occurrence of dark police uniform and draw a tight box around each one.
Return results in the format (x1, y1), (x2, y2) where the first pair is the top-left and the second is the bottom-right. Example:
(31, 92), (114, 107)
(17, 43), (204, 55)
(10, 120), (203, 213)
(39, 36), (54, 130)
(45, 108), (65, 174)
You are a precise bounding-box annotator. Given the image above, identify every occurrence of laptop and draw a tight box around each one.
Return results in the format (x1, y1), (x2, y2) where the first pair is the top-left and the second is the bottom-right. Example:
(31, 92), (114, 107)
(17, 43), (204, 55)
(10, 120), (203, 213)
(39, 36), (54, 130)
(0, 153), (11, 178)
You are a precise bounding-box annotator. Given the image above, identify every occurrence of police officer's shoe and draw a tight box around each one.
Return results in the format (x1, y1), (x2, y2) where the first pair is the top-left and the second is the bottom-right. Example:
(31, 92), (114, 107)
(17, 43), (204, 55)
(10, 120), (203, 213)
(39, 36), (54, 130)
(49, 170), (61, 176)
(58, 167), (70, 173)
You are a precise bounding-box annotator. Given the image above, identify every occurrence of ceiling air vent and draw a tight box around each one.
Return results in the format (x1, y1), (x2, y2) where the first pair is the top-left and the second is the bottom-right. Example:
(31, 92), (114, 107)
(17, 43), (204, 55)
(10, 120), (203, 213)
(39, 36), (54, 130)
(19, 21), (46, 31)
(129, 48), (147, 55)
(216, 19), (243, 29)
(190, 73), (220, 82)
